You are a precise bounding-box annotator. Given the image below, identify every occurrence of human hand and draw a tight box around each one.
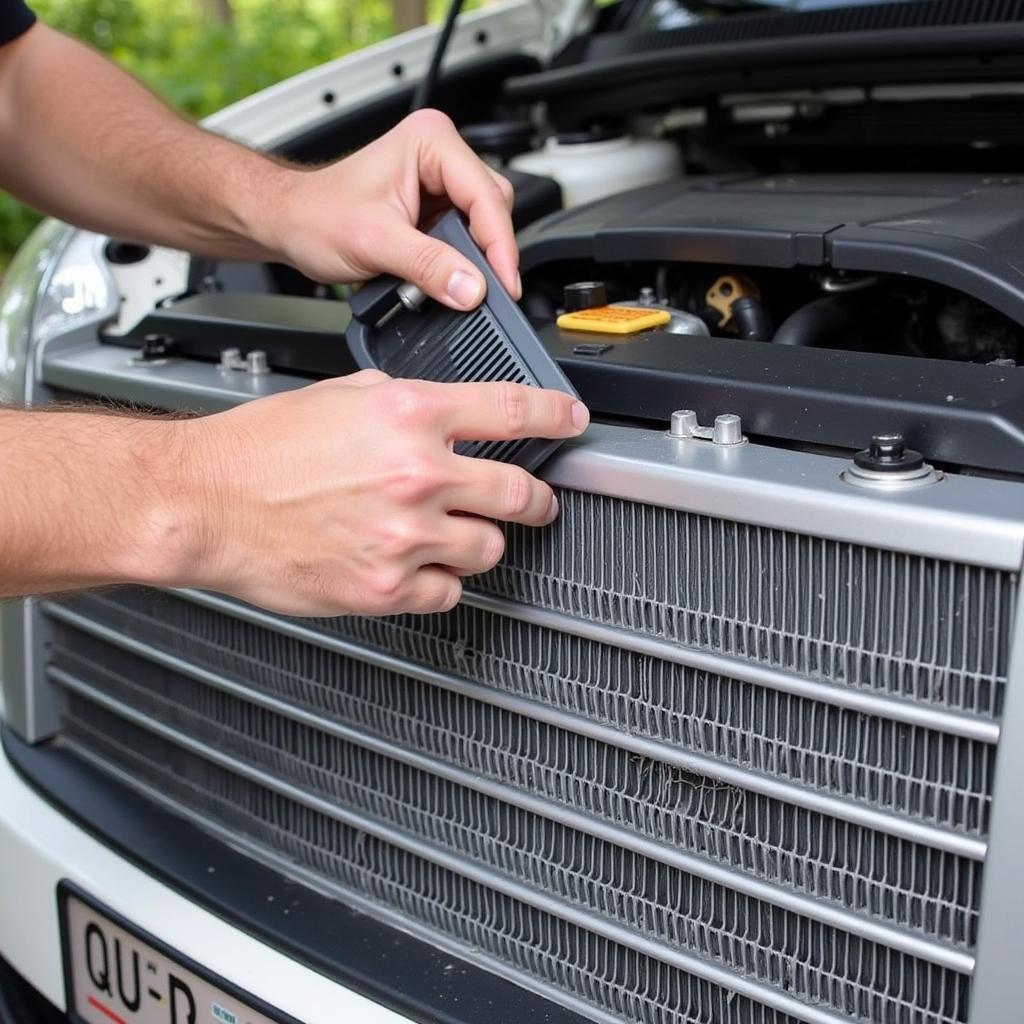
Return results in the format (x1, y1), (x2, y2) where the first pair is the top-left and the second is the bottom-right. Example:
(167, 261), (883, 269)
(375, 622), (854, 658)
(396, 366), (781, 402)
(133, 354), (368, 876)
(261, 109), (518, 310)
(172, 372), (588, 617)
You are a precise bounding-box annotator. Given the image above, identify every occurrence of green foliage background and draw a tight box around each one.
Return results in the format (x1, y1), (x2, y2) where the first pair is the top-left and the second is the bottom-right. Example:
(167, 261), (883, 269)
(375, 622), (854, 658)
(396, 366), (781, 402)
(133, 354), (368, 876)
(0, 0), (467, 266)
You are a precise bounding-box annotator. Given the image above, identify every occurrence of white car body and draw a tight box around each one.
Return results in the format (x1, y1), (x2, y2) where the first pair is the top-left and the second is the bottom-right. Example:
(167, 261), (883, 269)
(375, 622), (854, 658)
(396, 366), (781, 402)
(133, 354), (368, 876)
(0, 4), (559, 1017)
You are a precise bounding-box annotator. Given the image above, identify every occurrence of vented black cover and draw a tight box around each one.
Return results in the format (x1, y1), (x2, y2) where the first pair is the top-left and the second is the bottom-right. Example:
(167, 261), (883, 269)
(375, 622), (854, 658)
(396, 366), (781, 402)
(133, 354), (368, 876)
(347, 211), (579, 471)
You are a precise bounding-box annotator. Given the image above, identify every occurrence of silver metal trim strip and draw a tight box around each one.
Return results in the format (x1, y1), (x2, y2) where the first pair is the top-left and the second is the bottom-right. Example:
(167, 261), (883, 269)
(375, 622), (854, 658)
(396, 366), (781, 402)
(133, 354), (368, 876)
(49, 665), (914, 1024)
(41, 342), (304, 413)
(461, 591), (1001, 744)
(41, 600), (975, 975)
(544, 424), (1024, 571)
(169, 588), (989, 860)
(38, 345), (1024, 570)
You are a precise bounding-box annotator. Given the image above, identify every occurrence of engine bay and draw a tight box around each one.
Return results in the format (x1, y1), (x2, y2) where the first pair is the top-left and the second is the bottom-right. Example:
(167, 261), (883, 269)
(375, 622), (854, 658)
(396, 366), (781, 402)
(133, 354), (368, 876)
(98, 0), (1024, 479)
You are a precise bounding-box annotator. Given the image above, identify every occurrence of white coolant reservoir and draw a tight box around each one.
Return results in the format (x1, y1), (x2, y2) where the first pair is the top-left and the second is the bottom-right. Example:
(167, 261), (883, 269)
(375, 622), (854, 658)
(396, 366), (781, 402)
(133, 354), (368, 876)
(509, 131), (682, 207)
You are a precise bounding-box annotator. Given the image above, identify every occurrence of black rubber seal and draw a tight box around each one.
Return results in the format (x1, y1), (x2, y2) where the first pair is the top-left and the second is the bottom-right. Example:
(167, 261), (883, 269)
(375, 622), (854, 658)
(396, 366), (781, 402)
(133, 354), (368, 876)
(3, 728), (592, 1024)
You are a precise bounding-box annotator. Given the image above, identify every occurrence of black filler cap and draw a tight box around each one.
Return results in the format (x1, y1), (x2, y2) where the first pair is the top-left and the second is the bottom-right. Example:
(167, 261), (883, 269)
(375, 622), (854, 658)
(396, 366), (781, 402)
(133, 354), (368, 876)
(563, 281), (607, 312)
(854, 433), (925, 473)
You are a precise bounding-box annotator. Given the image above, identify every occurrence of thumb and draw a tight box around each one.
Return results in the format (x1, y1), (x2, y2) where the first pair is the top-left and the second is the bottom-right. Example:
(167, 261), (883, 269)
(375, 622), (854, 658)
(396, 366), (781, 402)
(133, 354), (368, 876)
(377, 219), (486, 311)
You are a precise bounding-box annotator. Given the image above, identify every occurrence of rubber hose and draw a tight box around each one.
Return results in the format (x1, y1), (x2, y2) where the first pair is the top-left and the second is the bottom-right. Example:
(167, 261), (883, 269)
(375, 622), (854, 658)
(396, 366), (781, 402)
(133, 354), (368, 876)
(772, 291), (874, 347)
(730, 296), (773, 341)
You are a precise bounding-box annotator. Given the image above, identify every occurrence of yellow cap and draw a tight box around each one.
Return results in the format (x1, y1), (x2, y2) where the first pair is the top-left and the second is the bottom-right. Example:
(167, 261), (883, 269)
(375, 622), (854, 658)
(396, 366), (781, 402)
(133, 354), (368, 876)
(556, 305), (671, 336)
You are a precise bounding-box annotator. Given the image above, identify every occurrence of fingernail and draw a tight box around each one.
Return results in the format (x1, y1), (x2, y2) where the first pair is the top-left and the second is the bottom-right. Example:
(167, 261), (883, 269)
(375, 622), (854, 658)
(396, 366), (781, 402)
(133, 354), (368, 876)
(571, 401), (590, 432)
(446, 269), (483, 308)
(546, 494), (560, 522)
(515, 271), (523, 299)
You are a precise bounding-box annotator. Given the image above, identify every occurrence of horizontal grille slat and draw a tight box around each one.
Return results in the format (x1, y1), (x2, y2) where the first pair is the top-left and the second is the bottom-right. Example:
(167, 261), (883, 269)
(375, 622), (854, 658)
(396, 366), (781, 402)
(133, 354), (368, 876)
(68, 589), (996, 838)
(49, 596), (984, 948)
(52, 655), (971, 1024)
(63, 698), (811, 1024)
(484, 492), (1014, 720)
(46, 480), (1009, 1024)
(40, 601), (976, 975)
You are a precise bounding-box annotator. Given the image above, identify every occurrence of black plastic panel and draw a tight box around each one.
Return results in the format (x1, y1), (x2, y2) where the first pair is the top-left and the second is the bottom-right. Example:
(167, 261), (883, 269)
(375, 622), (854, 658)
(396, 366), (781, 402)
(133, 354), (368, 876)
(2, 728), (591, 1024)
(506, 23), (1024, 126)
(518, 174), (1024, 326)
(541, 325), (1024, 474)
(591, 0), (1024, 61)
(116, 293), (356, 378)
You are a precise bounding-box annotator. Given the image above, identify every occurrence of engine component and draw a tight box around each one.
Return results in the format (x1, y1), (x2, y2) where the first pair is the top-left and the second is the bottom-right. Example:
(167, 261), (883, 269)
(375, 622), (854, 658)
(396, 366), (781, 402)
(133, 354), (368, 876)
(557, 304), (670, 335)
(771, 290), (898, 348)
(562, 280), (608, 311)
(628, 286), (709, 336)
(509, 130), (682, 207)
(730, 295), (773, 341)
(556, 278), (672, 335)
(705, 274), (760, 329)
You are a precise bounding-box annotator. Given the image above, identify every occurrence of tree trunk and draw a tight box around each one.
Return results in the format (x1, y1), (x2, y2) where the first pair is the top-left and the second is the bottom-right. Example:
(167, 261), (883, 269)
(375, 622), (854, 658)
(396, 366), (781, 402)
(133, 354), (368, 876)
(201, 0), (234, 26)
(393, 0), (428, 34)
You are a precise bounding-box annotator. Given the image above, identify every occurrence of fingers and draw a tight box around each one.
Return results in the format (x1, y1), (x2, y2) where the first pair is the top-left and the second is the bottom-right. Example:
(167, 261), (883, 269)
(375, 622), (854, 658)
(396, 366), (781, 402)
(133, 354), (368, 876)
(425, 380), (589, 442)
(429, 515), (506, 575)
(401, 566), (463, 614)
(448, 458), (558, 526)
(402, 110), (520, 298)
(487, 168), (515, 212)
(369, 215), (487, 311)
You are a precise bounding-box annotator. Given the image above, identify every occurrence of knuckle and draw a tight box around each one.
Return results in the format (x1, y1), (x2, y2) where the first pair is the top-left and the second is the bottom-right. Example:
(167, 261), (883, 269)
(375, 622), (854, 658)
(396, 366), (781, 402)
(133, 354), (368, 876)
(404, 108), (454, 136)
(437, 578), (463, 613)
(389, 454), (442, 503)
(365, 568), (408, 613)
(386, 380), (429, 425)
(481, 526), (506, 569)
(497, 382), (529, 433)
(382, 516), (425, 557)
(409, 241), (447, 286)
(502, 467), (534, 517)
(347, 368), (390, 386)
(347, 220), (378, 263)
(492, 177), (511, 204)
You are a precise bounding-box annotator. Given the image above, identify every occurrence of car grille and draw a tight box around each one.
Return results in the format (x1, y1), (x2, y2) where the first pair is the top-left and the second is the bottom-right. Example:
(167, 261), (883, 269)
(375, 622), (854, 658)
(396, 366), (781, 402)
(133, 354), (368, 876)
(42, 486), (1012, 1024)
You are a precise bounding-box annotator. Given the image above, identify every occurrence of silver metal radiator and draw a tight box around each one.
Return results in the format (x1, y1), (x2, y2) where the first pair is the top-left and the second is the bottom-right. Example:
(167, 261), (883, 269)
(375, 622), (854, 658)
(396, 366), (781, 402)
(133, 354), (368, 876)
(34, 425), (1024, 1024)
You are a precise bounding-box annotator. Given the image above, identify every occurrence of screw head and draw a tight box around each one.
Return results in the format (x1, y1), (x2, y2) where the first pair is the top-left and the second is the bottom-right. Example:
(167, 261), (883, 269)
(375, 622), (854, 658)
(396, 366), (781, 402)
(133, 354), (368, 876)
(854, 433), (925, 473)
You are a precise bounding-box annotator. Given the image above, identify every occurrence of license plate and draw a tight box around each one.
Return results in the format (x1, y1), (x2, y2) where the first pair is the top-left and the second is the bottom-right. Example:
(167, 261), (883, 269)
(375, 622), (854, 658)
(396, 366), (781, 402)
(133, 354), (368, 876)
(59, 883), (297, 1024)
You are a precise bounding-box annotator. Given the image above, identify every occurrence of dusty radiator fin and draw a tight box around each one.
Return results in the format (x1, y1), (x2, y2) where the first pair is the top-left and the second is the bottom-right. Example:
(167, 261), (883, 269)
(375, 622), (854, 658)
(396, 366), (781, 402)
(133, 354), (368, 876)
(75, 591), (995, 839)
(60, 685), (969, 1024)
(57, 593), (986, 950)
(52, 611), (977, 1024)
(63, 698), (804, 1024)
(482, 489), (1015, 719)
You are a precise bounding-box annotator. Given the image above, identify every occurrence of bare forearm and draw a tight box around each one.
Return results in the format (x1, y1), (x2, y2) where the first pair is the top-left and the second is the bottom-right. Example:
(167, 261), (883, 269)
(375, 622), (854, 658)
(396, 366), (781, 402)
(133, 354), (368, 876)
(0, 407), (200, 598)
(0, 24), (286, 260)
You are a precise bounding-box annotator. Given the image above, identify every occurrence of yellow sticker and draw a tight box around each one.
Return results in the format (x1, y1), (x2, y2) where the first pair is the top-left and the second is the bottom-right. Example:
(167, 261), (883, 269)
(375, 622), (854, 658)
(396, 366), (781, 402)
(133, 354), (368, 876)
(557, 306), (671, 335)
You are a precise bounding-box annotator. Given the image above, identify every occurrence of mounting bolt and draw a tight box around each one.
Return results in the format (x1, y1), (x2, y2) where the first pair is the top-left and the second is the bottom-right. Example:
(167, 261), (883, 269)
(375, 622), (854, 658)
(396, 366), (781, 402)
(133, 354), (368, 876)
(246, 350), (269, 375)
(219, 347), (242, 371)
(670, 409), (699, 438)
(854, 433), (925, 473)
(712, 413), (744, 445)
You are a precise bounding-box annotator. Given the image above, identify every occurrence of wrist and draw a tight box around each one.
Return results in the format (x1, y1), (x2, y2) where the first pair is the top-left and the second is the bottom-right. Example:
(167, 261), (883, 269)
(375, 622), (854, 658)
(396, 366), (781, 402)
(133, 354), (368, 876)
(115, 417), (220, 591)
(228, 155), (305, 264)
